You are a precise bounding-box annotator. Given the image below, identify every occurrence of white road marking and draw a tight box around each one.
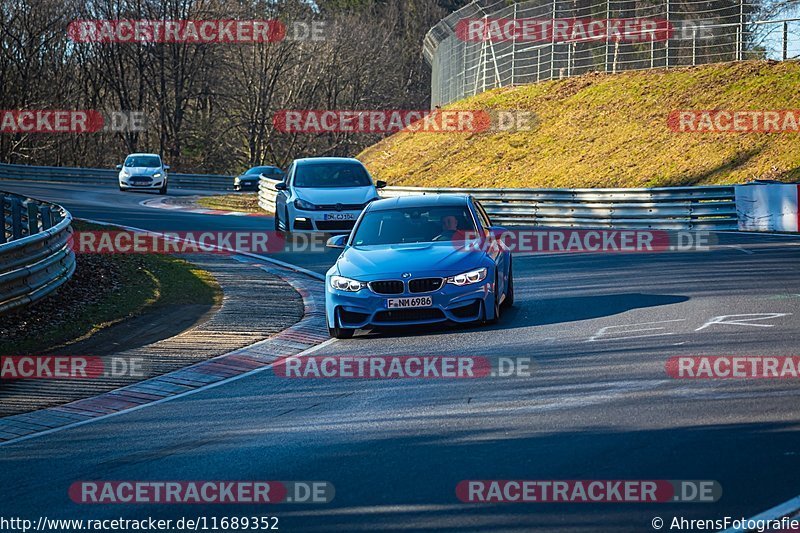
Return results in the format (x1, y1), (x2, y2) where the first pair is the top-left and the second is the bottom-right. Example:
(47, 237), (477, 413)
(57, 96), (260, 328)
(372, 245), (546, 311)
(695, 313), (792, 332)
(586, 319), (686, 342)
(725, 244), (755, 254)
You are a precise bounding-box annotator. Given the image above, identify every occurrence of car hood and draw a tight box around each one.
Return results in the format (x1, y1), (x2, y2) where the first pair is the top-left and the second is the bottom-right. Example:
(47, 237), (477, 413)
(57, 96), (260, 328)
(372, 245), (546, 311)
(295, 186), (376, 206)
(336, 242), (486, 280)
(123, 166), (161, 175)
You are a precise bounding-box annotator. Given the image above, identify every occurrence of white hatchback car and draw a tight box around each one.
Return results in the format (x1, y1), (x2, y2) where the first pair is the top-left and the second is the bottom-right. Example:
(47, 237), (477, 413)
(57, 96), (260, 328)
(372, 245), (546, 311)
(274, 157), (385, 233)
(117, 153), (169, 194)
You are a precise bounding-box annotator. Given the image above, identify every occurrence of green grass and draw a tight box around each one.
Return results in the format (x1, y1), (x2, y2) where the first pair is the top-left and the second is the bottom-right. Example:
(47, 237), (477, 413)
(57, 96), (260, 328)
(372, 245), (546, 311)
(196, 193), (263, 213)
(0, 221), (221, 355)
(358, 60), (800, 188)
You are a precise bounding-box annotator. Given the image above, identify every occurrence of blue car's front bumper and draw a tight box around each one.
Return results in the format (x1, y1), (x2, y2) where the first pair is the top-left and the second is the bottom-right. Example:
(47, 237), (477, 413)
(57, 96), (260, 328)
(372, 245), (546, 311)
(325, 279), (494, 329)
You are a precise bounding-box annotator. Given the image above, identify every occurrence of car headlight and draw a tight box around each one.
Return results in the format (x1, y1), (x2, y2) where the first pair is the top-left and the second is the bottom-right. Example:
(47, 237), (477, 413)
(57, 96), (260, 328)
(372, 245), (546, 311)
(446, 267), (487, 286)
(152, 172), (162, 179)
(294, 198), (316, 210)
(121, 171), (130, 178)
(330, 275), (367, 292)
(234, 177), (241, 183)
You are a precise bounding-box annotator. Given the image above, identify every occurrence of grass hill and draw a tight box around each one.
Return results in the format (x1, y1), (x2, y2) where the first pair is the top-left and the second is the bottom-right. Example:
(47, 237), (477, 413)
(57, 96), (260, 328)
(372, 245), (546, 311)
(358, 60), (800, 188)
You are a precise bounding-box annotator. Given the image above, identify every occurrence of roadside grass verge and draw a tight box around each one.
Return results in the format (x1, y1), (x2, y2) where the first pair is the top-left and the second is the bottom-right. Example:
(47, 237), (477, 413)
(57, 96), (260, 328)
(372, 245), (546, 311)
(358, 60), (800, 189)
(196, 193), (263, 213)
(0, 220), (221, 355)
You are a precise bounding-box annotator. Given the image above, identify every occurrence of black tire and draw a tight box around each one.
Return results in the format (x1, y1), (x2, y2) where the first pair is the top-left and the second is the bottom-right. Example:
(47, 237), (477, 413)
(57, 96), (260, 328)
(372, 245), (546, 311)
(158, 182), (167, 195)
(273, 209), (280, 231)
(502, 262), (514, 308)
(119, 185), (125, 192)
(283, 207), (292, 235)
(484, 272), (501, 325)
(328, 325), (355, 339)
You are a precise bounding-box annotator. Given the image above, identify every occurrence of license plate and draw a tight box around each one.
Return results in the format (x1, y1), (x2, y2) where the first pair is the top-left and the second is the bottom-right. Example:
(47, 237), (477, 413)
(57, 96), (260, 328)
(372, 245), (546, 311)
(323, 213), (355, 221)
(387, 296), (433, 309)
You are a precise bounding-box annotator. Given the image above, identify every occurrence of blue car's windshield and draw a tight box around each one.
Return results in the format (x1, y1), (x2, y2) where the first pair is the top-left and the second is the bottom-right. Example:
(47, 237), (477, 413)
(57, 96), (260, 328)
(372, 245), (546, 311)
(294, 162), (371, 188)
(125, 156), (161, 167)
(351, 206), (477, 246)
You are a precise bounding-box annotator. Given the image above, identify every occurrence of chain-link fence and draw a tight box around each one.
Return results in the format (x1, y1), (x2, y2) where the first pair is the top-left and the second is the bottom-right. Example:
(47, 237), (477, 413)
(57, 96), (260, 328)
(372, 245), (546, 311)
(424, 0), (800, 107)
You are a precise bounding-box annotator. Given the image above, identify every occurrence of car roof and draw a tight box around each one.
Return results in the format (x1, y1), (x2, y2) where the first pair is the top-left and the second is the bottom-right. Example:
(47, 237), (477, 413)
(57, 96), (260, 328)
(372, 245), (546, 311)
(367, 194), (470, 211)
(293, 157), (364, 166)
(126, 153), (160, 158)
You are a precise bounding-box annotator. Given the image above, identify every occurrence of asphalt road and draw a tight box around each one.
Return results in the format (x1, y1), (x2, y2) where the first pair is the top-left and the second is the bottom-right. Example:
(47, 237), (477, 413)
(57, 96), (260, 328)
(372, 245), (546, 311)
(2, 181), (800, 532)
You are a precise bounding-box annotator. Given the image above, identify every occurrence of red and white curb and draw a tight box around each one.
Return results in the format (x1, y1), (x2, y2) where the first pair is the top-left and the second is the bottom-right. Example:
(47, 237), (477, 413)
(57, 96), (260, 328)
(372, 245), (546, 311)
(140, 196), (269, 217)
(0, 222), (328, 446)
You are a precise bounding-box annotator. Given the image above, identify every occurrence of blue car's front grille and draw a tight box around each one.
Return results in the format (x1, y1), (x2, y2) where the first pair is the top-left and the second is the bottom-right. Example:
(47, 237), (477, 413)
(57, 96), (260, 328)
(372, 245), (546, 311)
(369, 280), (404, 295)
(409, 278), (443, 293)
(375, 308), (444, 323)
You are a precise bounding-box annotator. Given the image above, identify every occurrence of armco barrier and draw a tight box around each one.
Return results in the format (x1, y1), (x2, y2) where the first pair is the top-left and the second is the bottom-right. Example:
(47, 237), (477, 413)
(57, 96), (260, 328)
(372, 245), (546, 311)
(736, 182), (800, 232)
(0, 191), (75, 314)
(0, 163), (234, 191)
(260, 177), (737, 230)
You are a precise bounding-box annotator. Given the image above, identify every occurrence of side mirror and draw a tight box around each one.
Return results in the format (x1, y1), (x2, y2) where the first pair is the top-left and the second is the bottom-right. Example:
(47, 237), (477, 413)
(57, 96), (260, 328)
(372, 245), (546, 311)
(115, 164), (123, 170)
(376, 180), (387, 189)
(274, 182), (287, 191)
(326, 235), (348, 248)
(163, 165), (170, 170)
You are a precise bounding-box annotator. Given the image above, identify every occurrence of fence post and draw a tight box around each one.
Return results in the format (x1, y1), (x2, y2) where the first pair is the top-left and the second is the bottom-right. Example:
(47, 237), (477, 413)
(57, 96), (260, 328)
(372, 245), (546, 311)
(26, 202), (39, 236)
(537, 48), (541, 82)
(738, 0), (745, 60)
(11, 197), (23, 240)
(605, 0), (611, 72)
(783, 21), (789, 60)
(692, 28), (697, 66)
(550, 0), (556, 80)
(665, 0), (670, 67)
(511, 2), (517, 86)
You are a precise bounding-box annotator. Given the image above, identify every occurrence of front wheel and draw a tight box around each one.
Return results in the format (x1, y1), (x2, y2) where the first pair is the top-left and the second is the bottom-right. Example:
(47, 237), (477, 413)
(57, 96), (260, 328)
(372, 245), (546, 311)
(158, 182), (167, 195)
(502, 262), (514, 308)
(483, 272), (501, 325)
(328, 325), (354, 339)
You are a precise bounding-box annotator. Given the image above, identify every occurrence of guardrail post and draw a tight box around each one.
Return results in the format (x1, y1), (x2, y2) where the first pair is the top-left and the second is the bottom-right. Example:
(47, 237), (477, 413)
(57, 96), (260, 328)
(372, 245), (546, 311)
(11, 197), (23, 240)
(0, 195), (6, 244)
(27, 202), (39, 235)
(40, 205), (53, 230)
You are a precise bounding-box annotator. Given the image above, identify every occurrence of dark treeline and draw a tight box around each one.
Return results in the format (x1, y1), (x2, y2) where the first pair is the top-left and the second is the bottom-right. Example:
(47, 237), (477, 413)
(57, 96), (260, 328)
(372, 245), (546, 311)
(0, 0), (469, 173)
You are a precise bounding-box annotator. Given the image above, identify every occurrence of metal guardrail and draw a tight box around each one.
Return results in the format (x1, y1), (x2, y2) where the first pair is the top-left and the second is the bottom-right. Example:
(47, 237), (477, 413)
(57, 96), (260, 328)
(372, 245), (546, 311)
(0, 163), (235, 191)
(259, 177), (736, 230)
(0, 192), (75, 314)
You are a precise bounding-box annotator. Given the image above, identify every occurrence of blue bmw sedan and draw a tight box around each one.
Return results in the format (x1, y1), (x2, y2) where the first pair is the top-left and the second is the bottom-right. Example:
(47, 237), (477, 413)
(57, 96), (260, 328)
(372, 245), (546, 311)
(324, 194), (514, 339)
